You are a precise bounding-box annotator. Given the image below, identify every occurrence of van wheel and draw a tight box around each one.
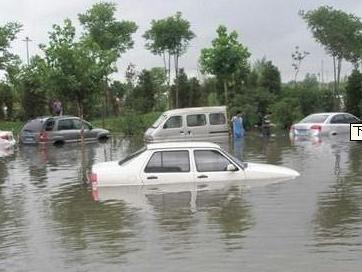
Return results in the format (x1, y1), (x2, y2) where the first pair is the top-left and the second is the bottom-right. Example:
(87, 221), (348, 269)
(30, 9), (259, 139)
(54, 141), (64, 147)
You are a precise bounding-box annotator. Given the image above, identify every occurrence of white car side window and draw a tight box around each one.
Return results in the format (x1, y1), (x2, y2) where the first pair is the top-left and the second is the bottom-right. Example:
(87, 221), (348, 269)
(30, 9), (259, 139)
(145, 150), (190, 173)
(194, 150), (235, 172)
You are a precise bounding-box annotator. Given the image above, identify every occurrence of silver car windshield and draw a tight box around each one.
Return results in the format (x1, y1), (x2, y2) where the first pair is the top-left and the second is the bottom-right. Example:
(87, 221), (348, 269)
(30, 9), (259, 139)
(152, 114), (167, 128)
(300, 114), (329, 123)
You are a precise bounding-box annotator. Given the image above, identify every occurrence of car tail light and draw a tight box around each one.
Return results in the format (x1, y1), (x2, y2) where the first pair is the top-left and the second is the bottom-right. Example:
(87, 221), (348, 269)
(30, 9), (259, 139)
(0, 135), (9, 141)
(39, 131), (48, 142)
(311, 124), (322, 131)
(88, 172), (98, 184)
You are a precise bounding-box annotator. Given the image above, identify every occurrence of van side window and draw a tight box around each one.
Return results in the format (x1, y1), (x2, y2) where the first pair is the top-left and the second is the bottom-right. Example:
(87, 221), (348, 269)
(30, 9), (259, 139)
(209, 113), (226, 125)
(187, 114), (206, 127)
(145, 151), (190, 173)
(163, 116), (182, 129)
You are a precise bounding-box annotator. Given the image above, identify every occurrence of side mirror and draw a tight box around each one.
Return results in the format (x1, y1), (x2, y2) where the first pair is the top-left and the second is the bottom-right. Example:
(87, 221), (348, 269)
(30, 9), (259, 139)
(226, 164), (237, 171)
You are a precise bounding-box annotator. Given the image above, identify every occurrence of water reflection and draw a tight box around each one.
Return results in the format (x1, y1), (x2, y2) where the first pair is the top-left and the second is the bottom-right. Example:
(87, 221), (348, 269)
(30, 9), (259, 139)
(94, 183), (254, 251)
(293, 136), (362, 250)
(48, 183), (140, 264)
(1, 134), (362, 271)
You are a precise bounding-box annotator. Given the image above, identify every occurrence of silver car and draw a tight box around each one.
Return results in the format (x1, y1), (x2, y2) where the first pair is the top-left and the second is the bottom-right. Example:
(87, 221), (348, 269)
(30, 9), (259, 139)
(289, 112), (361, 138)
(19, 116), (110, 145)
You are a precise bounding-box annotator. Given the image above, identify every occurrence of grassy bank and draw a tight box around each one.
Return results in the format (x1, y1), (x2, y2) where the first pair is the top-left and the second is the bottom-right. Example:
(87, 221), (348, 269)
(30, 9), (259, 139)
(0, 112), (161, 136)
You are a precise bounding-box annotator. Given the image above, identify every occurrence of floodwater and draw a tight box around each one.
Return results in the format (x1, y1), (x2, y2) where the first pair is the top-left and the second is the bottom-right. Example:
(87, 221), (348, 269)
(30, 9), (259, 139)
(1, 134), (362, 272)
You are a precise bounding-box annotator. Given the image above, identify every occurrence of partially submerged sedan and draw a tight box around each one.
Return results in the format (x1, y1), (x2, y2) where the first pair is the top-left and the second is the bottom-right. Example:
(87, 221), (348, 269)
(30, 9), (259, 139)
(89, 142), (299, 187)
(290, 112), (360, 138)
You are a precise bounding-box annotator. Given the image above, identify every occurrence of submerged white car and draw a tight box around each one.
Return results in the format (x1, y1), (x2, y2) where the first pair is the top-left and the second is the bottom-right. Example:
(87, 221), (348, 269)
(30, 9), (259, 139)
(89, 142), (299, 187)
(0, 130), (16, 149)
(290, 112), (360, 138)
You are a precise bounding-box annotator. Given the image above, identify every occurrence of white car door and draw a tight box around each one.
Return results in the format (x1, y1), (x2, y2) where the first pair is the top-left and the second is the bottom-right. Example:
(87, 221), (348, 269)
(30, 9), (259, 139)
(140, 150), (193, 185)
(192, 149), (245, 183)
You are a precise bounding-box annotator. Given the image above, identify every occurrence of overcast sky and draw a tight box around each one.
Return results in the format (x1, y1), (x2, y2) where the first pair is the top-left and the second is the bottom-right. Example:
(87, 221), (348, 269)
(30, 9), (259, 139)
(1, 0), (362, 82)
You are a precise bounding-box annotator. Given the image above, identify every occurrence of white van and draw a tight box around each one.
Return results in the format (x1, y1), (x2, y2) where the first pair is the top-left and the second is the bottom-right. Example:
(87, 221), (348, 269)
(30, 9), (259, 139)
(144, 106), (229, 142)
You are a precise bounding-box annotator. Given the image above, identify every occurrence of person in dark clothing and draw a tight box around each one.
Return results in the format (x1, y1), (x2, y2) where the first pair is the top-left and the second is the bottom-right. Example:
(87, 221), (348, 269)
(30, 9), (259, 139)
(262, 112), (272, 137)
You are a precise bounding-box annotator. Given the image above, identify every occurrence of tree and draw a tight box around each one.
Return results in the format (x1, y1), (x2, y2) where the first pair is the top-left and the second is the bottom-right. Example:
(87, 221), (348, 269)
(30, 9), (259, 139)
(125, 69), (156, 113)
(302, 6), (362, 108)
(292, 46), (310, 82)
(41, 19), (106, 118)
(345, 69), (362, 117)
(199, 25), (250, 105)
(144, 12), (195, 108)
(79, 2), (137, 55)
(259, 60), (281, 95)
(79, 2), (137, 120)
(149, 67), (167, 111)
(0, 22), (22, 70)
(17, 56), (49, 119)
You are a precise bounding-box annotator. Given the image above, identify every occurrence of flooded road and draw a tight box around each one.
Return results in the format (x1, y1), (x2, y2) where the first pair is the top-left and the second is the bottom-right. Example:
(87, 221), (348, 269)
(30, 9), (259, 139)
(1, 134), (362, 271)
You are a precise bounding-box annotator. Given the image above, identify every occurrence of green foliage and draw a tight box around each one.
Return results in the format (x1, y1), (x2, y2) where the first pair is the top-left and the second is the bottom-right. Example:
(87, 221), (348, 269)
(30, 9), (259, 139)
(41, 19), (104, 117)
(302, 6), (362, 64)
(0, 22), (22, 70)
(200, 25), (250, 79)
(17, 57), (49, 119)
(259, 60), (281, 95)
(79, 2), (138, 56)
(144, 12), (195, 57)
(144, 12), (195, 108)
(125, 69), (156, 113)
(271, 97), (303, 129)
(345, 69), (362, 117)
(91, 112), (161, 136)
(171, 69), (203, 108)
(200, 25), (250, 105)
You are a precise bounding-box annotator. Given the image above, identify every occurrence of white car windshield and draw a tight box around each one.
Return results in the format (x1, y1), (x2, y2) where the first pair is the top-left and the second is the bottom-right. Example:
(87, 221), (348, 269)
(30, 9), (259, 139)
(118, 147), (146, 166)
(300, 114), (329, 124)
(152, 114), (167, 128)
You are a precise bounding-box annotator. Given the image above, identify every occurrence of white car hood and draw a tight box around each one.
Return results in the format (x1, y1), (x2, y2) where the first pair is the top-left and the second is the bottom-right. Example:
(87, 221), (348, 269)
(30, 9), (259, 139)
(244, 162), (300, 180)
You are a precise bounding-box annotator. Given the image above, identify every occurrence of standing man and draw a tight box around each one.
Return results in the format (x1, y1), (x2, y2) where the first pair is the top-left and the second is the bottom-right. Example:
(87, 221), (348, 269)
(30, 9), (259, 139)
(231, 111), (245, 138)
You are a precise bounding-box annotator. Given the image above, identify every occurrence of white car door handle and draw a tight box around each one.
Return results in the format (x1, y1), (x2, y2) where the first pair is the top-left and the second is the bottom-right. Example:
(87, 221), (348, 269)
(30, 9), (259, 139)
(147, 176), (158, 180)
(197, 175), (208, 179)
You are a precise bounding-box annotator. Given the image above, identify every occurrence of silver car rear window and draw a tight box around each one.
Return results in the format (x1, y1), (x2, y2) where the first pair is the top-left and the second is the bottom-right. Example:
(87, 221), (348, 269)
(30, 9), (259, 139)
(300, 114), (329, 124)
(22, 119), (45, 132)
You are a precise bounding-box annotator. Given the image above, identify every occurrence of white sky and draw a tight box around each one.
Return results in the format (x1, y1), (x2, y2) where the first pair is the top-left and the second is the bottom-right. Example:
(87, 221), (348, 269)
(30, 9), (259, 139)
(1, 0), (362, 82)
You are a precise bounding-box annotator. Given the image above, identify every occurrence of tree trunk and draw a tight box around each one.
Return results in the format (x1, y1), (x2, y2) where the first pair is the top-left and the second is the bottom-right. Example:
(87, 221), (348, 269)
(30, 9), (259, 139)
(333, 56), (337, 110)
(168, 52), (172, 109)
(336, 57), (342, 110)
(223, 80), (228, 106)
(174, 54), (179, 108)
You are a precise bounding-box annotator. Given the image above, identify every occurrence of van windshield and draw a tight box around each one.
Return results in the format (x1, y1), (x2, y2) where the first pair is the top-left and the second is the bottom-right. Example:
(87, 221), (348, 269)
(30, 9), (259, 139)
(152, 114), (167, 128)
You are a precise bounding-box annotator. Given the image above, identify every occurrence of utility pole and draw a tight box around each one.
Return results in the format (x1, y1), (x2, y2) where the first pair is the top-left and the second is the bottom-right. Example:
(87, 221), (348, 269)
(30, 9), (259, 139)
(22, 36), (32, 65)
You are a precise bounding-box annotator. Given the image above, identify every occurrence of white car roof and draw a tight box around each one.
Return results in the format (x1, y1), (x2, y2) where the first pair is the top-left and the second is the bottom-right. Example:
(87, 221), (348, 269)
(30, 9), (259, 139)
(309, 112), (351, 116)
(147, 141), (221, 150)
